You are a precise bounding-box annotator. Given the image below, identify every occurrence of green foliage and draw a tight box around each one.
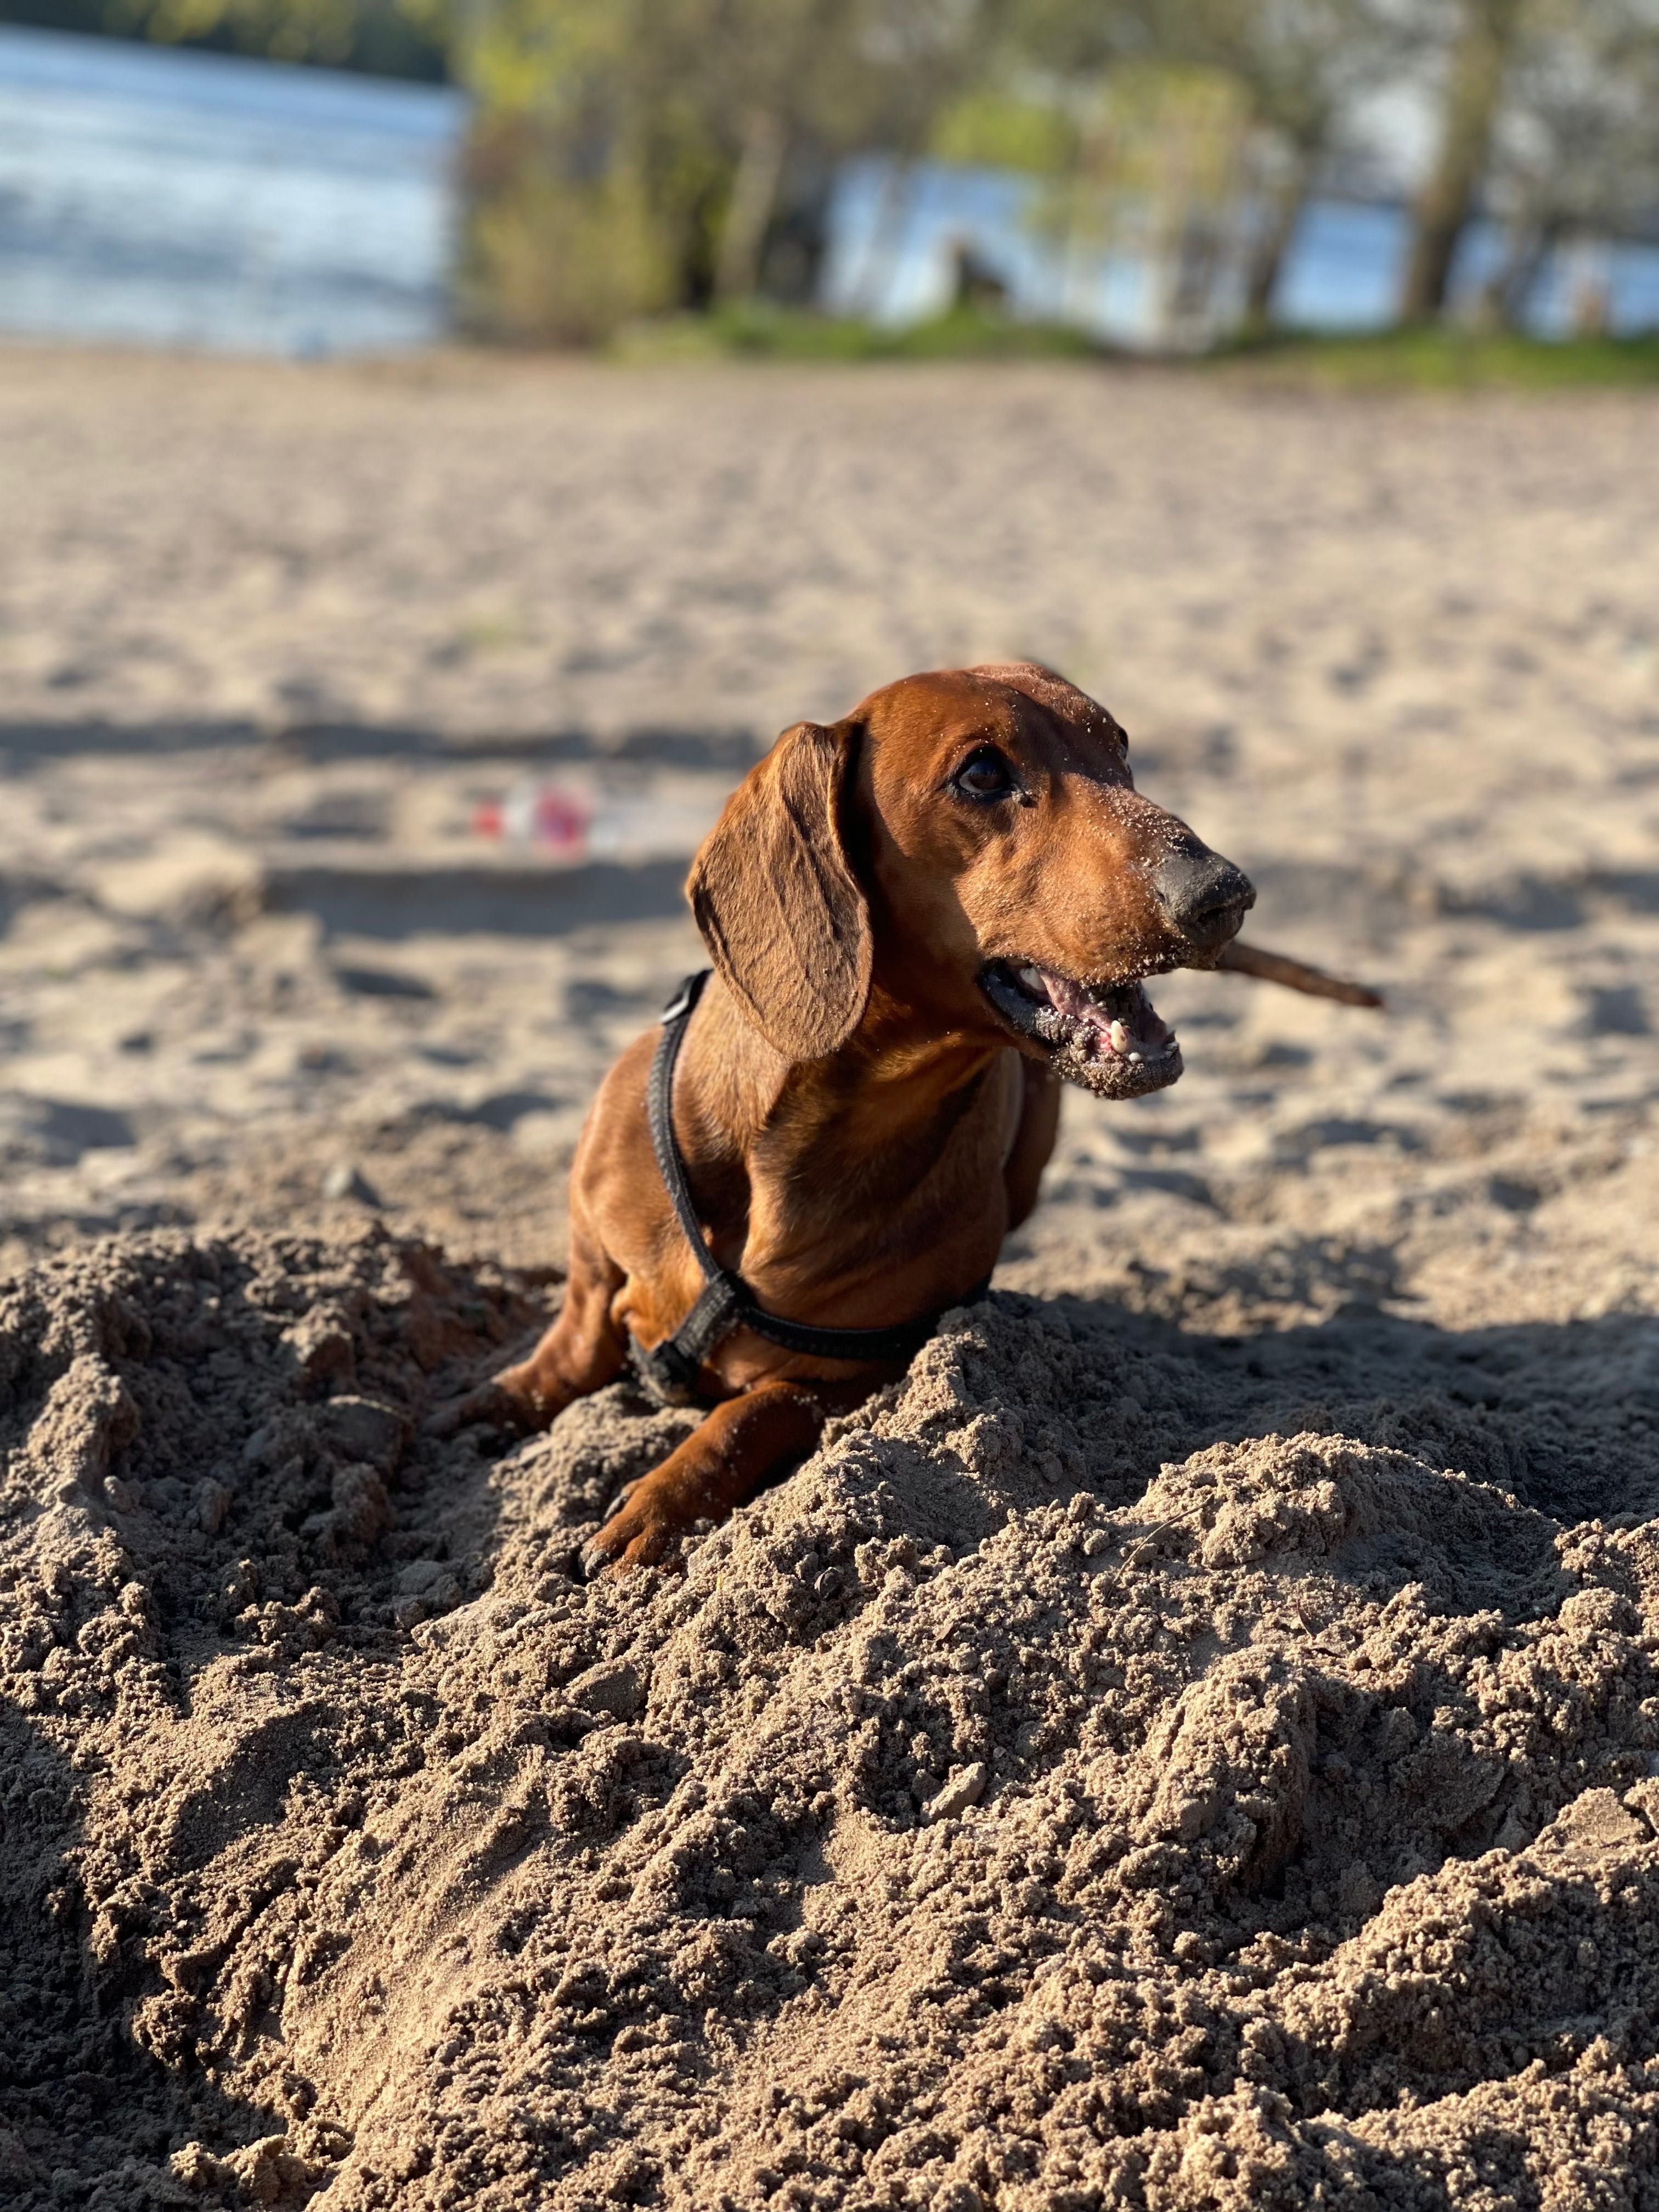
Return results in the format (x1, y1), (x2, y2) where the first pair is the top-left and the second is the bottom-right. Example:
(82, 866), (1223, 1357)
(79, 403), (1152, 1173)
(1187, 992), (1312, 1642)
(929, 87), (1080, 175)
(443, 0), (995, 342)
(996, 0), (1408, 153)
(1215, 326), (1659, 388)
(445, 1), (707, 340)
(94, 0), (445, 74)
(609, 299), (1103, 362)
(1136, 0), (1411, 153)
(1077, 60), (1251, 199)
(1486, 0), (1659, 255)
(610, 312), (1659, 378)
(459, 116), (678, 342)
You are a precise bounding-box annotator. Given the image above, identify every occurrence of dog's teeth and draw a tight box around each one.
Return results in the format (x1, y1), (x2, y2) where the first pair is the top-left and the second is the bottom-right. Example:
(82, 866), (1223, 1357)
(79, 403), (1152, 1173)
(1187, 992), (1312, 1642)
(1109, 1018), (1129, 1054)
(1127, 1050), (1143, 1064)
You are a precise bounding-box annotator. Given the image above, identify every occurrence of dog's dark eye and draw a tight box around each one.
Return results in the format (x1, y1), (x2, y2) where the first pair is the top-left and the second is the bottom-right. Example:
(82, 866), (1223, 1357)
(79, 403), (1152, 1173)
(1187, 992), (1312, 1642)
(952, 746), (1015, 803)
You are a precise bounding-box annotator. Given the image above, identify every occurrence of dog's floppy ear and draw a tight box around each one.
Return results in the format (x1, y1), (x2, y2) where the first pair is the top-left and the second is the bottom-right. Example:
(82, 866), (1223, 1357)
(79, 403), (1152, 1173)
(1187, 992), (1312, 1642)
(687, 719), (871, 1062)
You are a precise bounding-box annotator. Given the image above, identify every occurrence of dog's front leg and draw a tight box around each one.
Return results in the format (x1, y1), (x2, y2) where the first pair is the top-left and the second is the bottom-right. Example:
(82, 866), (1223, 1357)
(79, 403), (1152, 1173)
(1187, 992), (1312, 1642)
(430, 1224), (626, 1435)
(583, 1378), (829, 1575)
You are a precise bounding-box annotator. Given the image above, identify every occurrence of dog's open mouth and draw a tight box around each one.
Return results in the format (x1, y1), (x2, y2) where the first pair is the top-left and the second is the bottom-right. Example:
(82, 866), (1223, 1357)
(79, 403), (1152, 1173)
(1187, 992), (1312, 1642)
(980, 960), (1183, 1098)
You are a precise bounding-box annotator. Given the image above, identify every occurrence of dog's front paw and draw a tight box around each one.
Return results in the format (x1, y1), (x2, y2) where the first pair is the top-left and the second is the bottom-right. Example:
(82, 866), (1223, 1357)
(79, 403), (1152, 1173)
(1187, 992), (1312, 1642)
(425, 1362), (559, 1440)
(582, 1482), (687, 1578)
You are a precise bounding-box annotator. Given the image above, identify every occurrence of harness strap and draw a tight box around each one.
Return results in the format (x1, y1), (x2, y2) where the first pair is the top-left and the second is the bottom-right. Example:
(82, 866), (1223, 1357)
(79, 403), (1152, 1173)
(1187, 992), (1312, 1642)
(634, 969), (987, 1404)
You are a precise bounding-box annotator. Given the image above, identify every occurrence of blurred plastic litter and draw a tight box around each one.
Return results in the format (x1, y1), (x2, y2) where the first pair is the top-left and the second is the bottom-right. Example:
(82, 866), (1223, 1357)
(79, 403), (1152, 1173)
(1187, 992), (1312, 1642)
(472, 781), (591, 857)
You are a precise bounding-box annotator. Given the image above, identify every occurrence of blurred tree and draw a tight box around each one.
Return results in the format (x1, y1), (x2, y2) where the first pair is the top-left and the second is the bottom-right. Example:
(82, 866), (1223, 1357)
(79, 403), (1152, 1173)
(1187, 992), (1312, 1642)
(1081, 63), (1256, 346)
(1147, 1), (1414, 329)
(1400, 0), (1524, 319)
(1478, 0), (1659, 329)
(998, 1), (1410, 329)
(437, 0), (999, 341)
(48, 0), (449, 76)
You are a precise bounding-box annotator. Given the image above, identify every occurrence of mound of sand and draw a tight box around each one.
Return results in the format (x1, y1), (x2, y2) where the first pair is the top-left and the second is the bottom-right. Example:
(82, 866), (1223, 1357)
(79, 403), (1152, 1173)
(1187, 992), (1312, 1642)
(4, 1223), (1658, 2209)
(3, 347), (1657, 2207)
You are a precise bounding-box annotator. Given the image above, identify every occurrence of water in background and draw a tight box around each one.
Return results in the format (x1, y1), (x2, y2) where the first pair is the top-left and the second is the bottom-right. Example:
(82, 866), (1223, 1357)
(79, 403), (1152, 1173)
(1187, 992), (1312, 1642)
(0, 24), (465, 354)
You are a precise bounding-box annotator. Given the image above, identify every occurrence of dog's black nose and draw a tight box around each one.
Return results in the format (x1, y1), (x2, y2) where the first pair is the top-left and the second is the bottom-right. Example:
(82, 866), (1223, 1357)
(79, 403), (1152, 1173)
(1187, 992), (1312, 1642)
(1153, 848), (1255, 949)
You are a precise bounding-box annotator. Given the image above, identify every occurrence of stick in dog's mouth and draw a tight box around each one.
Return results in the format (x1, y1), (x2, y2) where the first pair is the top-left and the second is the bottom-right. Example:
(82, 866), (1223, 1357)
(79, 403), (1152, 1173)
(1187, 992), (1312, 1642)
(980, 939), (1383, 1098)
(979, 961), (1184, 1098)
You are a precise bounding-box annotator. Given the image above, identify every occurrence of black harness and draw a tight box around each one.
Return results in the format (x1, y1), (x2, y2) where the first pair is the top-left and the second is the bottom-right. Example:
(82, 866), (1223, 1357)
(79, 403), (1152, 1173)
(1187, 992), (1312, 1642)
(631, 969), (989, 1405)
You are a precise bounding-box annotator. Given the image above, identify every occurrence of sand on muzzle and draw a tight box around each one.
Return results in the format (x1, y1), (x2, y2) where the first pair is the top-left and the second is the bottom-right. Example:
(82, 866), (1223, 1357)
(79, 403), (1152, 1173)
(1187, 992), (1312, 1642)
(3, 1223), (1658, 2209)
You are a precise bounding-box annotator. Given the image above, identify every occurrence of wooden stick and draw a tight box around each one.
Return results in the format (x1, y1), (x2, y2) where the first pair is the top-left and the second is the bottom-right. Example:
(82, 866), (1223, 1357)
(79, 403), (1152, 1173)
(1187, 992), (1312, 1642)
(1216, 939), (1384, 1008)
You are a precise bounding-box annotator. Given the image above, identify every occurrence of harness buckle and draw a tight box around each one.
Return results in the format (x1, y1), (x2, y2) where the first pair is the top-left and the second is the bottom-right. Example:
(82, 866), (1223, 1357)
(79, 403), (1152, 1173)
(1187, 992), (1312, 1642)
(632, 1272), (748, 1407)
(633, 1333), (704, 1407)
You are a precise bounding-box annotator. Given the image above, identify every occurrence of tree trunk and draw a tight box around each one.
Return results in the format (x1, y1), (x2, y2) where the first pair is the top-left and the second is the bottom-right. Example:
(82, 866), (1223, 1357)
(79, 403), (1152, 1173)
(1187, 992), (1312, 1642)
(1401, 0), (1525, 324)
(1488, 215), (1558, 331)
(714, 111), (788, 304)
(847, 157), (917, 320)
(1243, 149), (1313, 335)
(1567, 234), (1612, 336)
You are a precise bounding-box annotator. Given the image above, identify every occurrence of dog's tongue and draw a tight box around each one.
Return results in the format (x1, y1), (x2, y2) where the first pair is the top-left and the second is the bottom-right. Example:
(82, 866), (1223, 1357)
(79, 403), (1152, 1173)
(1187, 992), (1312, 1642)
(1034, 969), (1172, 1059)
(1040, 969), (1105, 1026)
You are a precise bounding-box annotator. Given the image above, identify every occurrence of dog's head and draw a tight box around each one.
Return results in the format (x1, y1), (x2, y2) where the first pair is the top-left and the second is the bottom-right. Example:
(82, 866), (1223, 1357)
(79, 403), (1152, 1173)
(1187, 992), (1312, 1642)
(688, 662), (1253, 1096)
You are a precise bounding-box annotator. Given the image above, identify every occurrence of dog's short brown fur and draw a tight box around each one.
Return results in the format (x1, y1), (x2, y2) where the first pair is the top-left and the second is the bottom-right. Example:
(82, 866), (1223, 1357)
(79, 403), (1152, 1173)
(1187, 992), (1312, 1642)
(445, 664), (1353, 1571)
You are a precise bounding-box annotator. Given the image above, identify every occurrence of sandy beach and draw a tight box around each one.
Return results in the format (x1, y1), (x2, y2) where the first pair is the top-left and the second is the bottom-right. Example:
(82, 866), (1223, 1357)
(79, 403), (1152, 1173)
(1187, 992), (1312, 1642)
(1, 345), (1656, 2208)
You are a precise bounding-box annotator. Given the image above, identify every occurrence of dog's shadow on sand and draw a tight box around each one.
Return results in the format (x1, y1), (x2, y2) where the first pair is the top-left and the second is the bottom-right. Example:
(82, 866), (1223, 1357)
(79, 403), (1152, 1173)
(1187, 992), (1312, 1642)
(979, 1290), (1659, 1534)
(499, 1292), (1658, 1576)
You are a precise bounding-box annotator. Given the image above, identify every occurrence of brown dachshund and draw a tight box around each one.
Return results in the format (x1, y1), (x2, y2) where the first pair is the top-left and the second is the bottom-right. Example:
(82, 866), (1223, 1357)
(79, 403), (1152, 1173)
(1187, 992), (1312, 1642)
(442, 663), (1375, 1571)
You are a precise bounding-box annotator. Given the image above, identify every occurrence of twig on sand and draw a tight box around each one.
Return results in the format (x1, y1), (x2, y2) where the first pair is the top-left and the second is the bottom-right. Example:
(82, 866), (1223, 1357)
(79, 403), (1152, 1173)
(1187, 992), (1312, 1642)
(1094, 1499), (1211, 1601)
